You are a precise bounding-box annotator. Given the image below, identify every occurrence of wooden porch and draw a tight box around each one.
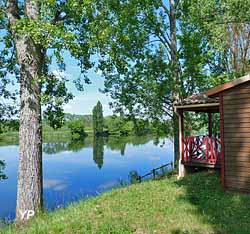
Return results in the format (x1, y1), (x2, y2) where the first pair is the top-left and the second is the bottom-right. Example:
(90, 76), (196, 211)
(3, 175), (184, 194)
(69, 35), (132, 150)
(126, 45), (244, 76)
(174, 93), (221, 175)
(182, 135), (221, 168)
(174, 75), (250, 192)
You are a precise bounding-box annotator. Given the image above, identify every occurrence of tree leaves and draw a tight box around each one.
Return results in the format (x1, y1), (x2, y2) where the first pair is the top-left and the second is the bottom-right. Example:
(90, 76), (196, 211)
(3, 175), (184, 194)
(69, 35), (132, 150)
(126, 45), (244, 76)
(42, 73), (73, 129)
(0, 0), (99, 126)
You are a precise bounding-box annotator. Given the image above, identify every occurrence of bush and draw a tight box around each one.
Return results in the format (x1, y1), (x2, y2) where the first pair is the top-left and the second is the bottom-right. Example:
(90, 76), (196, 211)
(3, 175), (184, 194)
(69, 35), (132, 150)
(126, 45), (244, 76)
(67, 120), (88, 140)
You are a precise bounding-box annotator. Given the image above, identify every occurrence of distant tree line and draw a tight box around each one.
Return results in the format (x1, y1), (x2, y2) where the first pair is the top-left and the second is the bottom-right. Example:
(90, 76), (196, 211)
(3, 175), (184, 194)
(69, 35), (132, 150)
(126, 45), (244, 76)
(0, 120), (19, 135)
(0, 109), (170, 138)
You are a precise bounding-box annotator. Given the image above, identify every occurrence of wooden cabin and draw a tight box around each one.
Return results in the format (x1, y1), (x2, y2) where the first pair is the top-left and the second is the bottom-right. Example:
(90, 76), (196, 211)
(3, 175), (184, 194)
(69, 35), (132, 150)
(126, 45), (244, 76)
(175, 74), (250, 192)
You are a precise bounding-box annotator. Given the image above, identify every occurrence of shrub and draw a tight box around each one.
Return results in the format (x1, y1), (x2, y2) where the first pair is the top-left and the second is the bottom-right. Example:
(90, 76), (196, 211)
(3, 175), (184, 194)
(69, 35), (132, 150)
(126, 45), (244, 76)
(67, 120), (87, 140)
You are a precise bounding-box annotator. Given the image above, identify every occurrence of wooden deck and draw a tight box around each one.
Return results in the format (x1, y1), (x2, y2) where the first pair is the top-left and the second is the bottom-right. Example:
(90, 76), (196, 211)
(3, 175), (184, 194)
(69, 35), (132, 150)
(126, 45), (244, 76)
(182, 160), (221, 169)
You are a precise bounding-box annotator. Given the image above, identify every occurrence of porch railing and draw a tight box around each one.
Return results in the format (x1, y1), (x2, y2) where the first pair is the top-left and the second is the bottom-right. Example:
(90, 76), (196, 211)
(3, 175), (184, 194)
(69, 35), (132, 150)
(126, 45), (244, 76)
(182, 136), (220, 164)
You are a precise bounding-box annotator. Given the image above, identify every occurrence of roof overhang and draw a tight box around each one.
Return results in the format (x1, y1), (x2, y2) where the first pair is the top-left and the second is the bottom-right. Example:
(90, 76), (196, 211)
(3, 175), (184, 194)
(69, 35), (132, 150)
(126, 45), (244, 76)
(206, 74), (250, 97)
(175, 102), (219, 113)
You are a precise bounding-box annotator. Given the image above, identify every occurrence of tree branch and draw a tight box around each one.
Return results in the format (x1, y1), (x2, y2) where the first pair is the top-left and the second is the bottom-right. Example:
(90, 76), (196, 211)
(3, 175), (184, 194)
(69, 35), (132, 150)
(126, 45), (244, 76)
(161, 1), (170, 17)
(144, 13), (172, 51)
(25, 0), (40, 20)
(6, 0), (20, 25)
(175, 0), (182, 9)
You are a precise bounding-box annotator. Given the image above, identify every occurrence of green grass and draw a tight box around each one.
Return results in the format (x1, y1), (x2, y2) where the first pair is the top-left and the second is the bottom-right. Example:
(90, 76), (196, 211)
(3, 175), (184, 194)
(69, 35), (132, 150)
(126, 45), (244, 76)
(2, 172), (250, 234)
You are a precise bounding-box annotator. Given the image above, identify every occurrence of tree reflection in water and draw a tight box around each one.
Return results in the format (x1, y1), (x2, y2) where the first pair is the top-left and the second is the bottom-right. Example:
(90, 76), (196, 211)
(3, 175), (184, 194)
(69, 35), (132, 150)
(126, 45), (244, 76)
(106, 135), (152, 156)
(0, 160), (7, 181)
(93, 137), (104, 169)
(42, 135), (156, 170)
(43, 137), (92, 154)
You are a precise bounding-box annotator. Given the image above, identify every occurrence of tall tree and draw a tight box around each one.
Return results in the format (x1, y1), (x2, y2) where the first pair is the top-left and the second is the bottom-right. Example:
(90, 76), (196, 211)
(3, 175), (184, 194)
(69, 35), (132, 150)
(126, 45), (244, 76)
(94, 0), (250, 163)
(95, 0), (183, 162)
(1, 0), (108, 221)
(92, 101), (104, 136)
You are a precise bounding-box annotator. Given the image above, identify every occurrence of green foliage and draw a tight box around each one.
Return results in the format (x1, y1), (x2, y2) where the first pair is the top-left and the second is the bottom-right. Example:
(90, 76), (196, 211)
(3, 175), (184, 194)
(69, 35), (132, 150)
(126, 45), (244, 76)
(64, 113), (93, 130)
(129, 170), (140, 184)
(104, 115), (133, 136)
(0, 119), (19, 135)
(104, 115), (168, 137)
(92, 101), (104, 136)
(120, 120), (134, 136)
(95, 0), (180, 124)
(133, 119), (151, 136)
(93, 0), (250, 138)
(181, 0), (250, 79)
(42, 74), (74, 129)
(0, 0), (119, 128)
(150, 120), (171, 137)
(67, 120), (87, 140)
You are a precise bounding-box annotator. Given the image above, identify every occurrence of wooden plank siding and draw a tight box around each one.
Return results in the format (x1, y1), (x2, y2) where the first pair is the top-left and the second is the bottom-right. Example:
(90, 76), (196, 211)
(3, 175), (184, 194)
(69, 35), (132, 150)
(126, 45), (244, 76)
(223, 82), (250, 192)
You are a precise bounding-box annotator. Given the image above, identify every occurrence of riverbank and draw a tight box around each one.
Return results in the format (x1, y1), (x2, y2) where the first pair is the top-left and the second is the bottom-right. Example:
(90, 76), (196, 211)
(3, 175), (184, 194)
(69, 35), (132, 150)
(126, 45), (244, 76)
(0, 127), (156, 143)
(2, 172), (250, 234)
(0, 127), (91, 145)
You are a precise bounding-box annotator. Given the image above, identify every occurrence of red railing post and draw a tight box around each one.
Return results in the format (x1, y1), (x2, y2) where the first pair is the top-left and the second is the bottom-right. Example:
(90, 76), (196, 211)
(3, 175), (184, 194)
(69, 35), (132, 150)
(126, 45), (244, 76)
(181, 134), (221, 165)
(208, 113), (213, 137)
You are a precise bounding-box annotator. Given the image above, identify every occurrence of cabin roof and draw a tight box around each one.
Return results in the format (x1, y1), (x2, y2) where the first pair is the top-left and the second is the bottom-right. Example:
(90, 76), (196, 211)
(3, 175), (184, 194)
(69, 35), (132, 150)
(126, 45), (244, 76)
(174, 74), (250, 112)
(206, 74), (250, 96)
(174, 93), (218, 106)
(174, 93), (219, 112)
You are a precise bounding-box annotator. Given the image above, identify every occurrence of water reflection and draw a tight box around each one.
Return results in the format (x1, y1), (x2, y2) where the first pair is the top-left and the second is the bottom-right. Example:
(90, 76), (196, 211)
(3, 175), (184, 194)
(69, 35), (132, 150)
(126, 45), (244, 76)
(93, 137), (104, 169)
(43, 135), (154, 167)
(0, 135), (173, 220)
(0, 160), (7, 181)
(43, 136), (152, 157)
(0, 135), (161, 182)
(43, 137), (92, 154)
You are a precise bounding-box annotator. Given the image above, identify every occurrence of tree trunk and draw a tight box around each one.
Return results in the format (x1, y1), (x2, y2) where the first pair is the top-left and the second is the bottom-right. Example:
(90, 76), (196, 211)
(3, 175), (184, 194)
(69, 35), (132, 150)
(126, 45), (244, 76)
(169, 0), (180, 165)
(15, 36), (44, 222)
(6, 0), (44, 222)
(173, 113), (179, 165)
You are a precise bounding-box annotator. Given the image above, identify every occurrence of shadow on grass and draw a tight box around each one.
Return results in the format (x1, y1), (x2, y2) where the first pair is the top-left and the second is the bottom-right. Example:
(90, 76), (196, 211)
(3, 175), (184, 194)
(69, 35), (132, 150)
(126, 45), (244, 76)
(174, 172), (250, 234)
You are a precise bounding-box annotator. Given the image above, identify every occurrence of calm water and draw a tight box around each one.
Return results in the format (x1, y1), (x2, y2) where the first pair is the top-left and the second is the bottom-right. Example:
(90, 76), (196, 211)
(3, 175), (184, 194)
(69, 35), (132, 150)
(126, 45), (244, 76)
(0, 135), (173, 220)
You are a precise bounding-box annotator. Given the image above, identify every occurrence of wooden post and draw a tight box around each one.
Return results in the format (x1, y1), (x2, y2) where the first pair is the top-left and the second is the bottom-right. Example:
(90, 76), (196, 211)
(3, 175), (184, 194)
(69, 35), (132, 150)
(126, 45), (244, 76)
(219, 93), (225, 189)
(152, 169), (156, 179)
(138, 176), (141, 183)
(208, 112), (212, 137)
(178, 110), (186, 178)
(161, 166), (164, 175)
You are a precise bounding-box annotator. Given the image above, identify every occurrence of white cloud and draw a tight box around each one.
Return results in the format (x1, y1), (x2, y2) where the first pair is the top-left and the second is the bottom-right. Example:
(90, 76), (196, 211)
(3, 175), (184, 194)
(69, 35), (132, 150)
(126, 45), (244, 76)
(43, 179), (68, 191)
(97, 181), (117, 190)
(52, 70), (69, 80)
(96, 69), (103, 76)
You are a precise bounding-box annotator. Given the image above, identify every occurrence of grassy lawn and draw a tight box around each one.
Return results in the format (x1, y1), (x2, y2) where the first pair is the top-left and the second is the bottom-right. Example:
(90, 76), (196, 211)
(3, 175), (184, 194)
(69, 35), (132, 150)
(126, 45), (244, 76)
(2, 172), (250, 234)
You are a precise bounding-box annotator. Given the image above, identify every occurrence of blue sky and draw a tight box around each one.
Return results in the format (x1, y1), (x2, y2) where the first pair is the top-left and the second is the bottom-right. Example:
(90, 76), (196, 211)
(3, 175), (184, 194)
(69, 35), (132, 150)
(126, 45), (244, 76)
(52, 52), (113, 116)
(1, 27), (113, 116)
